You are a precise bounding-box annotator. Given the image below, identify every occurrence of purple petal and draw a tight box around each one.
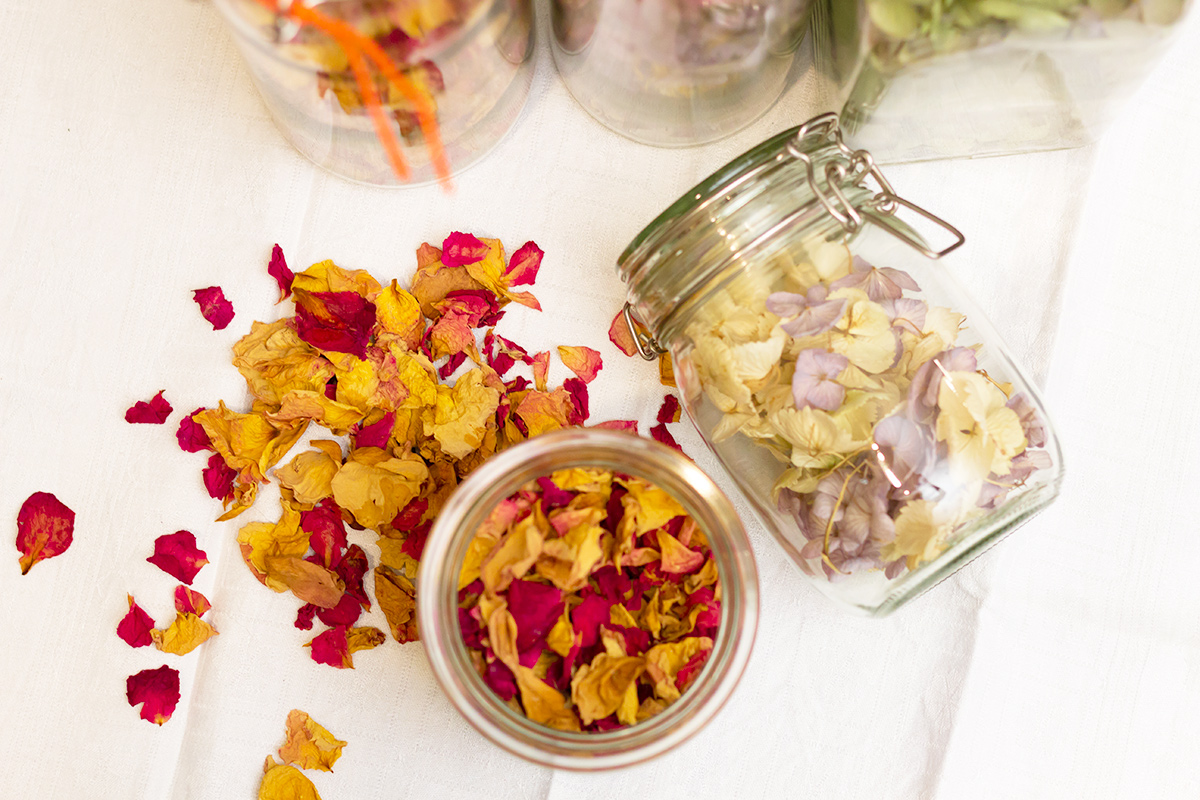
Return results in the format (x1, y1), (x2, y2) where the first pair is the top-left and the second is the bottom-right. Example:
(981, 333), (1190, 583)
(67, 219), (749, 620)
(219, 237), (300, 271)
(781, 298), (848, 338)
(884, 297), (928, 336)
(906, 347), (978, 424)
(805, 378), (846, 411)
(765, 291), (807, 318)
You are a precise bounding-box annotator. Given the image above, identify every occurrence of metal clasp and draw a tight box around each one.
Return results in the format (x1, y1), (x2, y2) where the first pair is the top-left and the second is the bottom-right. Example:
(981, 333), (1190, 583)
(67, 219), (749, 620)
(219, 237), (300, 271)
(623, 303), (665, 361)
(786, 113), (965, 260)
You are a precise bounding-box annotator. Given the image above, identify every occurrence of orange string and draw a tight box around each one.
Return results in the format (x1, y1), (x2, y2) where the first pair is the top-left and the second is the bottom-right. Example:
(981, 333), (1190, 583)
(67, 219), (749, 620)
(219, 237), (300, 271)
(251, 0), (450, 186)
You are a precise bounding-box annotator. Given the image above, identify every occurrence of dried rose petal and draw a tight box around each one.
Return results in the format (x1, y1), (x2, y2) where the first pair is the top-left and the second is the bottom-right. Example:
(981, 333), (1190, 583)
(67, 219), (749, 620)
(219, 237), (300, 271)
(117, 594), (155, 648)
(558, 346), (603, 384)
(337, 545), (371, 611)
(354, 412), (394, 450)
(203, 453), (236, 501)
(193, 286), (235, 331)
(441, 232), (489, 266)
(294, 290), (376, 359)
(302, 502), (347, 570)
(484, 659), (518, 701)
(176, 408), (211, 452)
(506, 241), (544, 287)
(147, 531), (209, 584)
(591, 419), (638, 434)
(125, 390), (173, 424)
(508, 578), (565, 653)
(315, 592), (363, 628)
(295, 604), (317, 631)
(16, 491), (75, 574)
(268, 244), (294, 303)
(174, 585), (212, 616)
(126, 665), (181, 725)
(608, 309), (638, 357)
(656, 395), (681, 424)
(650, 423), (682, 452)
(563, 377), (588, 425)
(307, 625), (385, 669)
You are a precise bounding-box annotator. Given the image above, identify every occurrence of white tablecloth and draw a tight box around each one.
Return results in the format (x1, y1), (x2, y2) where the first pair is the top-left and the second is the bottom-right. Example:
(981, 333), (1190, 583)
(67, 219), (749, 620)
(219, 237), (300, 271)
(2, 1), (1199, 798)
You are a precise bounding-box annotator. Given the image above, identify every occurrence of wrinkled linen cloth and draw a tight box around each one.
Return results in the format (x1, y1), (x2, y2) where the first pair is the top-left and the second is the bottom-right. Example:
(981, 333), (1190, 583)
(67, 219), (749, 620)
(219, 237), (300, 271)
(2, 1), (1199, 797)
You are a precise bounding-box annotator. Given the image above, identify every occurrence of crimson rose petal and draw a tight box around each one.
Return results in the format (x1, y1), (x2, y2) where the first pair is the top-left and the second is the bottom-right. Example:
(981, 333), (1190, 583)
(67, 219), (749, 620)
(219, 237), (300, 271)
(126, 665), (181, 725)
(147, 531), (208, 584)
(16, 491), (75, 574)
(125, 390), (173, 424)
(193, 286), (235, 331)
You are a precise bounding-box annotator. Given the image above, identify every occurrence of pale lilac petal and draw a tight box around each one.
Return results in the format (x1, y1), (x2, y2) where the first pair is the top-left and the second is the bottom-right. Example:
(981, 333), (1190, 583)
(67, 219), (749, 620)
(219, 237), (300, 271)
(1007, 392), (1047, 448)
(884, 297), (927, 335)
(872, 415), (934, 491)
(907, 347), (978, 424)
(780, 298), (847, 338)
(765, 291), (807, 318)
(805, 379), (845, 411)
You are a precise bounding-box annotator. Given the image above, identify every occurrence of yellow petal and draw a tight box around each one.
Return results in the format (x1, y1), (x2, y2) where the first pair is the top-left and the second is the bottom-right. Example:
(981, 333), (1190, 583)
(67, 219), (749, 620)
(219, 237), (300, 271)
(151, 612), (218, 656)
(278, 709), (347, 773)
(570, 653), (646, 725)
(259, 761), (322, 800)
(644, 637), (712, 702)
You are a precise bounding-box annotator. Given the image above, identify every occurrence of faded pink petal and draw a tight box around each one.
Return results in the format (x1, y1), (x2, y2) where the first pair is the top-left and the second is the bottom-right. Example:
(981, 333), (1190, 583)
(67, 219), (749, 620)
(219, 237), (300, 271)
(506, 241), (543, 286)
(125, 390), (173, 424)
(792, 349), (848, 410)
(558, 346), (603, 384)
(591, 419), (638, 434)
(174, 585), (212, 616)
(193, 286), (235, 330)
(147, 531), (208, 585)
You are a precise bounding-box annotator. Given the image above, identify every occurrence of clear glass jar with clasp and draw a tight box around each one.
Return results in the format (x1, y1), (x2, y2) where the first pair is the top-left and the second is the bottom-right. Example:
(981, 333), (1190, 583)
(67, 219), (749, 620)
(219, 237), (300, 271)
(418, 428), (759, 769)
(618, 113), (1063, 615)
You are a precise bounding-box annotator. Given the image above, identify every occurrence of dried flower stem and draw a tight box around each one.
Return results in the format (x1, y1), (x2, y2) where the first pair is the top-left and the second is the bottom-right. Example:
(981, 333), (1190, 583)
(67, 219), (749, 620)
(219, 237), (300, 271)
(821, 459), (867, 573)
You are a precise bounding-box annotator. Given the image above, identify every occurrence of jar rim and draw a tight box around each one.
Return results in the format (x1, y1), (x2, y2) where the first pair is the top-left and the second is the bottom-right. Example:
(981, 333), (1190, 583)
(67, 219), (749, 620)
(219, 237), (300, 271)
(417, 428), (759, 770)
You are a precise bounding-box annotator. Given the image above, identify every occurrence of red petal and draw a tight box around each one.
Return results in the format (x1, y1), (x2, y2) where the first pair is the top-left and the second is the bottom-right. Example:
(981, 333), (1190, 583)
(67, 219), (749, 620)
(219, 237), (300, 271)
(192, 286), (235, 331)
(125, 390), (173, 424)
(391, 497), (428, 531)
(126, 665), (181, 725)
(336, 545), (370, 611)
(505, 241), (543, 286)
(302, 502), (347, 570)
(441, 231), (488, 267)
(650, 423), (683, 452)
(656, 394), (681, 424)
(294, 290), (376, 359)
(147, 531), (209, 584)
(174, 585), (212, 616)
(315, 592), (363, 628)
(354, 412), (394, 450)
(268, 243), (294, 303)
(16, 491), (75, 574)
(563, 377), (589, 425)
(508, 579), (564, 653)
(202, 454), (236, 501)
(308, 626), (351, 668)
(117, 594), (155, 648)
(176, 408), (211, 452)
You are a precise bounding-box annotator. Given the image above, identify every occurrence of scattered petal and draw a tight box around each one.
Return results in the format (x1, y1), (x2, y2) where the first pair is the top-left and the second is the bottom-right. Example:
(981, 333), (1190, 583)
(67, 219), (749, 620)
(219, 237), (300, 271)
(16, 491), (75, 574)
(125, 390), (173, 424)
(147, 531), (209, 584)
(278, 709), (347, 772)
(117, 594), (155, 648)
(193, 286), (235, 331)
(126, 665), (181, 725)
(557, 346), (603, 384)
(268, 244), (294, 303)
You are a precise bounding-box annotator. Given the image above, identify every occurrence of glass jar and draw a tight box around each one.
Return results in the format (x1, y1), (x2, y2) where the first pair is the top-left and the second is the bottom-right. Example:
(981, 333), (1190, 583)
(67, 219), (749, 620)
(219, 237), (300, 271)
(809, 0), (1191, 162)
(213, 0), (535, 185)
(617, 113), (1063, 615)
(551, 0), (812, 146)
(417, 428), (758, 769)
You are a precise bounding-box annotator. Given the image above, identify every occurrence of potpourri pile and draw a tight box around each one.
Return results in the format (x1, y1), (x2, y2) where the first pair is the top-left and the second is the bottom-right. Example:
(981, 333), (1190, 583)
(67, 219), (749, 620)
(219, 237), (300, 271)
(457, 467), (720, 731)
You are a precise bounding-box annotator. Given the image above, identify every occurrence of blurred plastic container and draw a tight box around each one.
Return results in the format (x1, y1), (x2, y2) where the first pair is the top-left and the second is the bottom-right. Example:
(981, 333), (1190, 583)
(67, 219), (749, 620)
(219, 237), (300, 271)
(810, 0), (1190, 162)
(214, 0), (535, 185)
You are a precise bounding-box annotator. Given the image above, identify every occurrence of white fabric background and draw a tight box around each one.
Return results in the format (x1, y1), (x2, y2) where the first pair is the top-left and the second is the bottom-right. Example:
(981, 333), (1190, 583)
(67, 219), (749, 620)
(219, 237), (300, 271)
(1, 0), (1197, 798)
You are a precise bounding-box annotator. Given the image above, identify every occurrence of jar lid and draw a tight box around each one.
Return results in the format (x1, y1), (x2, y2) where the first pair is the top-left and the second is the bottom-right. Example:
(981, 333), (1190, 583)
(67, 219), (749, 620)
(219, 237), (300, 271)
(616, 113), (964, 357)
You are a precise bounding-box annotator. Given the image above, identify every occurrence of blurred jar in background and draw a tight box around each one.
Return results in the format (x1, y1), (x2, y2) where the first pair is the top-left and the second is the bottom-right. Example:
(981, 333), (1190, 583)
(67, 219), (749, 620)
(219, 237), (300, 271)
(551, 0), (813, 146)
(214, 0), (535, 185)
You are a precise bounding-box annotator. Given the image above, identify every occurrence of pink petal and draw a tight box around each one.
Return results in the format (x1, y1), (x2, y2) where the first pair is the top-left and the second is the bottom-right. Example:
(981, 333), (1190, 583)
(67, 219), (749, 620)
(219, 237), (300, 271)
(174, 585), (212, 616)
(441, 232), (488, 267)
(117, 595), (155, 648)
(125, 390), (173, 424)
(147, 531), (208, 585)
(192, 286), (235, 331)
(268, 244), (294, 303)
(506, 241), (543, 286)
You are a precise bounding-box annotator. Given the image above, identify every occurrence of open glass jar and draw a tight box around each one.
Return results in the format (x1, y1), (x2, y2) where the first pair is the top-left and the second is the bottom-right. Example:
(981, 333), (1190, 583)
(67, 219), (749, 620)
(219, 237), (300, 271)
(809, 0), (1191, 162)
(618, 113), (1063, 615)
(213, 0), (535, 185)
(418, 429), (758, 769)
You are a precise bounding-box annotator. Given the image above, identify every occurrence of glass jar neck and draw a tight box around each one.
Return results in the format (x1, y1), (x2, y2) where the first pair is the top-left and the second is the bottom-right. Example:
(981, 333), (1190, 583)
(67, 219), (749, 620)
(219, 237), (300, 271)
(417, 428), (759, 770)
